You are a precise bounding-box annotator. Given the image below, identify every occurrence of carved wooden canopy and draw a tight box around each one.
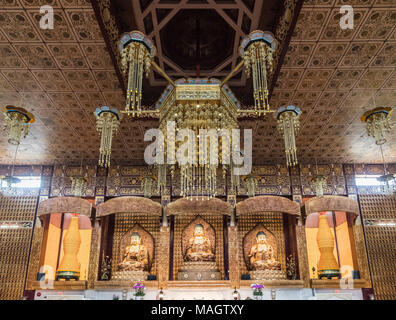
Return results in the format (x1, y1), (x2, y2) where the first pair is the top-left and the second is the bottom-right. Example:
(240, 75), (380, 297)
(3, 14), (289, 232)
(37, 197), (92, 217)
(303, 195), (359, 216)
(97, 196), (162, 217)
(236, 195), (300, 216)
(165, 197), (231, 216)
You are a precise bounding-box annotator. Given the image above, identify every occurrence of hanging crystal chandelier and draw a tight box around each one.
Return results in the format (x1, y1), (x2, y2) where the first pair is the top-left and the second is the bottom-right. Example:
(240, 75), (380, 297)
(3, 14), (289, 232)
(118, 30), (277, 199)
(277, 106), (301, 167)
(240, 31), (277, 115)
(2, 106), (35, 145)
(242, 175), (258, 197)
(377, 144), (396, 196)
(141, 175), (156, 198)
(70, 160), (88, 197)
(119, 31), (156, 116)
(158, 78), (240, 199)
(309, 175), (327, 198)
(361, 107), (392, 145)
(70, 176), (88, 197)
(94, 106), (120, 168)
(0, 144), (22, 197)
(362, 106), (394, 196)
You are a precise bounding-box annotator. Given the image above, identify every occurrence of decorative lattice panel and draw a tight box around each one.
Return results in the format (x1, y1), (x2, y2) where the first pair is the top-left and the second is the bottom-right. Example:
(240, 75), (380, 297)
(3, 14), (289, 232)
(173, 214), (224, 280)
(359, 194), (396, 300)
(0, 195), (37, 300)
(237, 212), (286, 276)
(111, 214), (161, 276)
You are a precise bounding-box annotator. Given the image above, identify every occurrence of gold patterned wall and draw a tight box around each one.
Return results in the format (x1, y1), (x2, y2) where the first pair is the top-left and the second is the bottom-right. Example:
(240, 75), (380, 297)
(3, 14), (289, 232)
(0, 195), (38, 300)
(173, 214), (224, 280)
(237, 212), (286, 276)
(111, 214), (161, 277)
(359, 194), (396, 300)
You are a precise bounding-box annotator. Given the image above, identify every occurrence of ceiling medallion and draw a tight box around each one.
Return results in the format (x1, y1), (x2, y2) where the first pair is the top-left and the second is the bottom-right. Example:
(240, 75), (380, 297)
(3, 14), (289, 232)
(2, 105), (35, 145)
(117, 30), (293, 199)
(94, 106), (121, 168)
(277, 106), (301, 167)
(362, 106), (395, 196)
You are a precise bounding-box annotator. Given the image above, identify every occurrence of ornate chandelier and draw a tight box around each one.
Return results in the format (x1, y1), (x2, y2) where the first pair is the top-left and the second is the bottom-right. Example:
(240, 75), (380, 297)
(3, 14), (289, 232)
(2, 106), (35, 145)
(118, 30), (277, 199)
(361, 107), (392, 145)
(277, 106), (301, 167)
(94, 106), (120, 168)
(309, 175), (327, 198)
(158, 78), (240, 199)
(0, 144), (22, 197)
(362, 106), (395, 196)
(240, 31), (277, 115)
(119, 31), (156, 116)
(70, 160), (88, 197)
(70, 176), (88, 198)
(242, 175), (258, 197)
(141, 175), (156, 198)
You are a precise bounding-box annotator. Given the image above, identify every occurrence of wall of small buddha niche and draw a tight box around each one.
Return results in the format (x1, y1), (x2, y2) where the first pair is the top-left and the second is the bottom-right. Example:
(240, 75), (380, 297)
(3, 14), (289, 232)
(0, 163), (396, 300)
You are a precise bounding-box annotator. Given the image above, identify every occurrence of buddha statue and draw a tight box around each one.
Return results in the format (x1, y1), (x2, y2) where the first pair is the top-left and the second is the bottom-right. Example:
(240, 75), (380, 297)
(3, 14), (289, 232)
(185, 224), (215, 262)
(249, 231), (281, 271)
(118, 232), (149, 271)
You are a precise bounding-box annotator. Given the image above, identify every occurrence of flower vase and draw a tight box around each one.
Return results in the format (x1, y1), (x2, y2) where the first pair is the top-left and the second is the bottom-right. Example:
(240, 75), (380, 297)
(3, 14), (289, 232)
(135, 295), (144, 300)
(254, 295), (263, 300)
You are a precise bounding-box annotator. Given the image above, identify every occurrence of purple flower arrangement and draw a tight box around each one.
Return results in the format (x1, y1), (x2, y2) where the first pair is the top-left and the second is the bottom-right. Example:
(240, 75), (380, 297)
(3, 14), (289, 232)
(251, 284), (264, 296)
(132, 283), (146, 297)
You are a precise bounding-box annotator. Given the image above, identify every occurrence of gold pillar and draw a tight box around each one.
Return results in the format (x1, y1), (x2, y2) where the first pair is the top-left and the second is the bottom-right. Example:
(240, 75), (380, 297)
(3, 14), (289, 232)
(158, 226), (170, 289)
(295, 216), (310, 287)
(25, 219), (44, 290)
(88, 222), (101, 289)
(353, 216), (371, 287)
(56, 217), (81, 280)
(228, 226), (240, 288)
(317, 215), (340, 279)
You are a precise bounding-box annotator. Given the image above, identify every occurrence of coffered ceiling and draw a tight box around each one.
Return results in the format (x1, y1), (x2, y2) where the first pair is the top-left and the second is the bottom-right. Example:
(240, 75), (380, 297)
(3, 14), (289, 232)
(0, 0), (395, 166)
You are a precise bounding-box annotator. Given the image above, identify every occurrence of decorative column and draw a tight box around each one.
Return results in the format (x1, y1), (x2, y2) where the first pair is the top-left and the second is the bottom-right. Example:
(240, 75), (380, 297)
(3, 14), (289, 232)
(295, 215), (310, 287)
(158, 226), (170, 289)
(88, 221), (101, 289)
(228, 225), (240, 288)
(25, 218), (44, 290)
(56, 217), (81, 280)
(353, 216), (371, 286)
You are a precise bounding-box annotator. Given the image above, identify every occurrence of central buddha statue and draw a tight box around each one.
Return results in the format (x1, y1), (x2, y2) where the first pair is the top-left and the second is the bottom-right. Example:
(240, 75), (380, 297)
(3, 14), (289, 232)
(118, 232), (149, 271)
(249, 231), (281, 271)
(184, 224), (215, 262)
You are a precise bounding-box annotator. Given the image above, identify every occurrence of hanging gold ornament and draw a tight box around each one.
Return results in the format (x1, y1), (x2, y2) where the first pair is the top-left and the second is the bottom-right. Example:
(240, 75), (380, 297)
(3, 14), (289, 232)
(70, 176), (88, 198)
(361, 107), (392, 145)
(240, 31), (277, 115)
(2, 106), (35, 145)
(277, 106), (301, 167)
(242, 175), (259, 197)
(309, 175), (327, 198)
(119, 31), (156, 116)
(158, 78), (240, 200)
(141, 175), (156, 198)
(94, 106), (120, 168)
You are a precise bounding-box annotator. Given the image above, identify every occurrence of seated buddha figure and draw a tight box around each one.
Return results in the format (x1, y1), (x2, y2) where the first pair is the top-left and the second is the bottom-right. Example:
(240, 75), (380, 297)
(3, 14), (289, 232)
(185, 224), (215, 262)
(118, 232), (149, 271)
(248, 231), (281, 271)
